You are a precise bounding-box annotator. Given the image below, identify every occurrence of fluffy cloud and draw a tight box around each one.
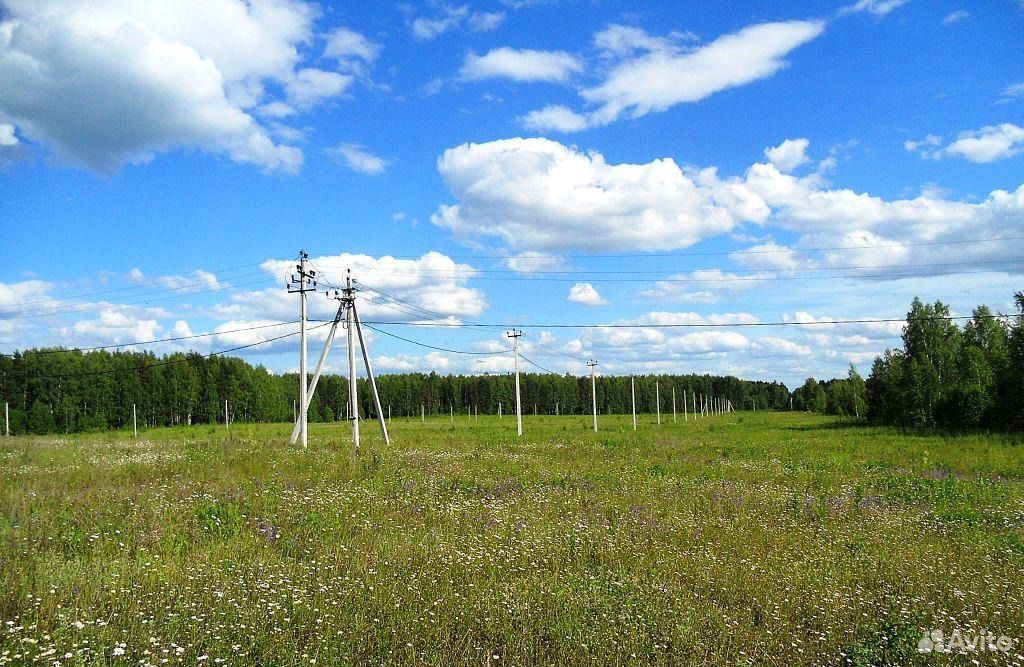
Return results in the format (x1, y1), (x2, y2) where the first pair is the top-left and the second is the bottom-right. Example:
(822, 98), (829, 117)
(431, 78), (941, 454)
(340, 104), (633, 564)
(433, 136), (1024, 275)
(410, 6), (504, 40)
(432, 137), (736, 252)
(522, 20), (824, 132)
(461, 48), (583, 83)
(906, 123), (1024, 163)
(764, 138), (811, 173)
(229, 251), (488, 324)
(0, 1), (375, 173)
(328, 143), (390, 174)
(567, 282), (607, 306)
(0, 123), (17, 146)
(323, 27), (381, 72)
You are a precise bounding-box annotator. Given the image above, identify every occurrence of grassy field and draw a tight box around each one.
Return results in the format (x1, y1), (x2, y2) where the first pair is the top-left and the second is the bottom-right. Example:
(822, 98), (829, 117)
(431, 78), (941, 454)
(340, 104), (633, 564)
(1, 412), (1023, 666)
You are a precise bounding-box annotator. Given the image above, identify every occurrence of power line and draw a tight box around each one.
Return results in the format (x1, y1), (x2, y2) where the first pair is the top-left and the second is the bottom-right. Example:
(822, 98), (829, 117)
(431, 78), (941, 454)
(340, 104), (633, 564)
(361, 323), (512, 356)
(0, 320), (301, 357)
(318, 234), (1024, 262)
(337, 266), (1021, 284)
(25, 323), (328, 380)
(358, 313), (1008, 329)
(311, 257), (1024, 278)
(519, 353), (558, 374)
(0, 275), (278, 320)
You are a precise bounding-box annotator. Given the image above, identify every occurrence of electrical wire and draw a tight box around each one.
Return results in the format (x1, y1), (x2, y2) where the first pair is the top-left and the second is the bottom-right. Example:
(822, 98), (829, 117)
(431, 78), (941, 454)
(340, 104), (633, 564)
(361, 322), (512, 356)
(358, 313), (1011, 329)
(0, 320), (302, 357)
(25, 323), (329, 380)
(519, 353), (558, 374)
(317, 234), (1024, 262)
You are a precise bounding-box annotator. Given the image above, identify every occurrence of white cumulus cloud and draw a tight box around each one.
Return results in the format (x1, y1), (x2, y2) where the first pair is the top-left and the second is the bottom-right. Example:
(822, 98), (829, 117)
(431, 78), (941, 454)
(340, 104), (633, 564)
(567, 282), (607, 306)
(906, 123), (1024, 163)
(329, 143), (390, 174)
(0, 0), (374, 173)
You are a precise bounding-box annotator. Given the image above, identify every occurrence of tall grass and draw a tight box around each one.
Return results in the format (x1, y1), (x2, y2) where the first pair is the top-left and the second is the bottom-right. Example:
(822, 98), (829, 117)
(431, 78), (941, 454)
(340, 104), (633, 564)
(1, 413), (1022, 666)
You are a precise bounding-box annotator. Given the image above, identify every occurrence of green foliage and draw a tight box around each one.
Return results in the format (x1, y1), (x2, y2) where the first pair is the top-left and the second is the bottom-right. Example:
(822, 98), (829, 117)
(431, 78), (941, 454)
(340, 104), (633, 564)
(867, 293), (1024, 431)
(0, 347), (789, 434)
(27, 399), (55, 435)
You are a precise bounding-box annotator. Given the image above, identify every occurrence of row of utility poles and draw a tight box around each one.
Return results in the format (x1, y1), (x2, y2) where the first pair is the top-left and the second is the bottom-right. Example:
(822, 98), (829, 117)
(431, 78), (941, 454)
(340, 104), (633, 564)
(284, 249), (735, 451)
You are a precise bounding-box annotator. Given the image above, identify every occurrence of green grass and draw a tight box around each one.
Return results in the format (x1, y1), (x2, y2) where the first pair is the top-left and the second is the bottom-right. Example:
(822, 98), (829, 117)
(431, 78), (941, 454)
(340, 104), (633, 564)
(1, 412), (1023, 666)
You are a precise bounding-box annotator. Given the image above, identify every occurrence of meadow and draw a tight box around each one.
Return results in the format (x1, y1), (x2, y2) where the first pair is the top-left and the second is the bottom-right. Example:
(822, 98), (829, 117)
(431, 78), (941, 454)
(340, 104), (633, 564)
(1, 412), (1022, 666)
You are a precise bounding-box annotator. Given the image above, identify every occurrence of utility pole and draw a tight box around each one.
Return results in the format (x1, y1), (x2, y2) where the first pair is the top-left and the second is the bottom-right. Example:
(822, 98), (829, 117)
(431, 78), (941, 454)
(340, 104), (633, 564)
(507, 330), (523, 436)
(692, 391), (697, 419)
(683, 389), (688, 422)
(288, 250), (316, 448)
(4, 402), (8, 436)
(498, 401), (502, 419)
(133, 403), (137, 438)
(587, 360), (597, 432)
(656, 380), (661, 425)
(450, 403), (453, 425)
(351, 293), (389, 446)
(421, 404), (424, 422)
(672, 387), (676, 423)
(631, 376), (637, 431)
(224, 400), (230, 435)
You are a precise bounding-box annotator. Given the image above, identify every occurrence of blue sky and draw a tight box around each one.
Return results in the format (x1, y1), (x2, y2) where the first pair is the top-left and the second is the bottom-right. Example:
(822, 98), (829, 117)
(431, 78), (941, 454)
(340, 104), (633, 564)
(1, 0), (1022, 387)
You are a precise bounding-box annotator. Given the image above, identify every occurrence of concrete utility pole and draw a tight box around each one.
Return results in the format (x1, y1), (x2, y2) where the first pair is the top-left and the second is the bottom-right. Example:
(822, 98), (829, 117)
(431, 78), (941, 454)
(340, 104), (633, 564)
(656, 380), (661, 425)
(4, 402), (8, 436)
(692, 391), (697, 419)
(351, 296), (389, 446)
(224, 400), (230, 434)
(507, 329), (523, 436)
(450, 403), (453, 424)
(672, 387), (677, 423)
(683, 389), (688, 422)
(346, 285), (360, 452)
(631, 376), (637, 431)
(133, 403), (137, 438)
(498, 401), (502, 419)
(288, 250), (316, 448)
(421, 404), (425, 422)
(587, 360), (598, 432)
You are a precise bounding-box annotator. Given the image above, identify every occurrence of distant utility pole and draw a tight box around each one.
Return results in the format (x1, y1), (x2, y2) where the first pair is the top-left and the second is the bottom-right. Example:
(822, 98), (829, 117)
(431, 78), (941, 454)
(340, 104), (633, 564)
(692, 391), (697, 419)
(4, 402), (8, 436)
(288, 250), (316, 448)
(631, 376), (637, 431)
(133, 403), (137, 438)
(683, 389), (688, 422)
(656, 380), (661, 425)
(224, 400), (230, 435)
(587, 360), (598, 433)
(672, 387), (677, 423)
(421, 404), (425, 422)
(507, 329), (523, 437)
(498, 401), (502, 419)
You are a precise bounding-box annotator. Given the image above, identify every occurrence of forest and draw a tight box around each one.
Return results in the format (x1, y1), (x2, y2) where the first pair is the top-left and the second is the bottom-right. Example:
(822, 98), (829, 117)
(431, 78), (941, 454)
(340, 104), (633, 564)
(794, 291), (1024, 430)
(0, 347), (789, 435)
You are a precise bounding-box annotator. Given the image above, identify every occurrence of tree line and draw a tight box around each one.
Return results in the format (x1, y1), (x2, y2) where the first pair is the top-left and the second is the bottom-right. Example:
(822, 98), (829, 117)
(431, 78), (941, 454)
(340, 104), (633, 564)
(792, 291), (1024, 430)
(0, 348), (790, 435)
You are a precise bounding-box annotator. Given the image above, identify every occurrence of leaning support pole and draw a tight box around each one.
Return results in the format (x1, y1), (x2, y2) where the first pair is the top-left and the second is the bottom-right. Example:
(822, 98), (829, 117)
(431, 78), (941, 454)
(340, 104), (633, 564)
(352, 301), (390, 446)
(347, 291), (359, 453)
(290, 303), (344, 445)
